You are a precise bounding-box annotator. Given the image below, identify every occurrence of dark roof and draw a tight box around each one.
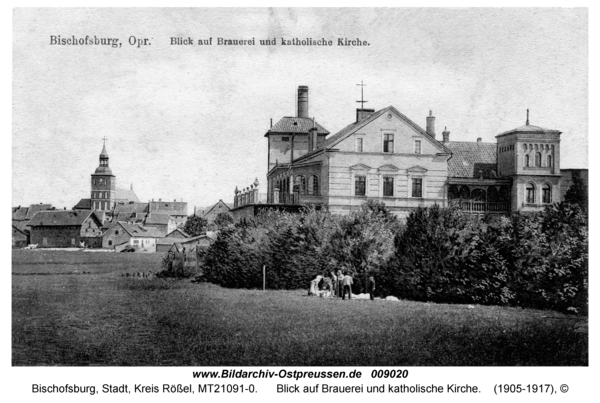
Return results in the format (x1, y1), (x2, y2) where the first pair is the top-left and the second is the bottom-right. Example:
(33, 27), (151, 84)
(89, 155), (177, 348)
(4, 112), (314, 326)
(27, 210), (99, 227)
(116, 212), (146, 222)
(12, 221), (30, 234)
(445, 141), (498, 178)
(25, 204), (53, 220)
(12, 207), (29, 221)
(496, 124), (560, 138)
(145, 213), (171, 225)
(149, 201), (187, 215)
(73, 198), (92, 210)
(266, 117), (329, 136)
(115, 187), (140, 203)
(166, 229), (189, 238)
(113, 202), (149, 214)
(203, 200), (231, 217)
(320, 106), (451, 154)
(114, 222), (164, 238)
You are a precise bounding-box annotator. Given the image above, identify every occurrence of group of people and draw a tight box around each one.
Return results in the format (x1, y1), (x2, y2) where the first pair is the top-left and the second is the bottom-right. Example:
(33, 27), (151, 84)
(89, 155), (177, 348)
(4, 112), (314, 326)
(308, 270), (376, 300)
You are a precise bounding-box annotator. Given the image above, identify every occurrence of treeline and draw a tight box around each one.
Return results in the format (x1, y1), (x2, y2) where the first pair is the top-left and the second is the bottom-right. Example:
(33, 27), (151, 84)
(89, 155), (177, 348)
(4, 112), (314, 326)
(201, 200), (587, 314)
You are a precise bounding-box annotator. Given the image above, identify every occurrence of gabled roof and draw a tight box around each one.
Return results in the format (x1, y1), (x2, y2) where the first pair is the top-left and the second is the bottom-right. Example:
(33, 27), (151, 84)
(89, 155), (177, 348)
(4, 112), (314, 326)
(115, 187), (140, 203)
(320, 106), (451, 154)
(113, 202), (149, 214)
(73, 198), (92, 210)
(25, 204), (53, 220)
(12, 222), (30, 234)
(116, 212), (147, 222)
(445, 141), (498, 179)
(12, 207), (29, 221)
(265, 117), (329, 136)
(27, 210), (100, 227)
(145, 213), (172, 225)
(203, 200), (232, 217)
(166, 228), (189, 238)
(111, 221), (164, 238)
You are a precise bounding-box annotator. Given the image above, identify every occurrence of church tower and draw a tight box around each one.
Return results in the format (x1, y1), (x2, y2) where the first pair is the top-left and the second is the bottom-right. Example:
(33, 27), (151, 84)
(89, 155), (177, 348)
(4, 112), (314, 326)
(90, 139), (116, 211)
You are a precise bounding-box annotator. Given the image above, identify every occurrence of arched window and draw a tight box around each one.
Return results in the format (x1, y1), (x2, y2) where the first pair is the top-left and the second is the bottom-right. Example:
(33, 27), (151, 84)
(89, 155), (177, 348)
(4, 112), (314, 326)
(547, 155), (552, 167)
(525, 154), (530, 167)
(459, 186), (470, 200)
(295, 175), (306, 194)
(523, 144), (528, 151)
(448, 185), (459, 200)
(526, 183), (535, 204)
(535, 152), (541, 167)
(542, 184), (552, 204)
(472, 188), (487, 202)
(308, 175), (319, 196)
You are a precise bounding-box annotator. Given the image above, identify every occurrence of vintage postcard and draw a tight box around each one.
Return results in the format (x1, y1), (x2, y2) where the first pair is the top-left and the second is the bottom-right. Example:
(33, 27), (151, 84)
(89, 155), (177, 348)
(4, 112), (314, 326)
(11, 6), (592, 401)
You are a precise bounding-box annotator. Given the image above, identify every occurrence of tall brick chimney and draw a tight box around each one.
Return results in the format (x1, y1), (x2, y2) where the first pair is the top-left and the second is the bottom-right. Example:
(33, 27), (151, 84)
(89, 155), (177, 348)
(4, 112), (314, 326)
(297, 86), (309, 118)
(426, 110), (435, 138)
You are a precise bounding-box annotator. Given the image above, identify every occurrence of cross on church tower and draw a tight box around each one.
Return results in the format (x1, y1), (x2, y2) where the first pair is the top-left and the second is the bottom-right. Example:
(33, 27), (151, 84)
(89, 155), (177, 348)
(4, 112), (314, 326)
(356, 81), (368, 108)
(102, 136), (108, 145)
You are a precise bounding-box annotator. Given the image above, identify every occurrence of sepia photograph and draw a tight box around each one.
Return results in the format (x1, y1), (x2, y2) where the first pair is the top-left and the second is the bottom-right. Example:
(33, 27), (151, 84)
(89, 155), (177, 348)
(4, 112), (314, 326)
(12, 7), (588, 371)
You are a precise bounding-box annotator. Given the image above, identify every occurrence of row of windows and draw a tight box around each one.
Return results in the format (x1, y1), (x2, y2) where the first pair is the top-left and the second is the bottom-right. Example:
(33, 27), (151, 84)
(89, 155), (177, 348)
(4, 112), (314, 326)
(499, 144), (514, 153)
(448, 185), (511, 202)
(524, 153), (552, 168)
(526, 183), (552, 204)
(524, 143), (554, 152)
(92, 178), (109, 185)
(355, 135), (423, 154)
(275, 175), (320, 196)
(354, 176), (423, 198)
(92, 191), (111, 199)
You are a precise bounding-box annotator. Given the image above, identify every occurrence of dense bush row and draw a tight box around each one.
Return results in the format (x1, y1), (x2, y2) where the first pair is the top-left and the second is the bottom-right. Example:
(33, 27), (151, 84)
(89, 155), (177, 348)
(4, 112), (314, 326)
(201, 200), (588, 314)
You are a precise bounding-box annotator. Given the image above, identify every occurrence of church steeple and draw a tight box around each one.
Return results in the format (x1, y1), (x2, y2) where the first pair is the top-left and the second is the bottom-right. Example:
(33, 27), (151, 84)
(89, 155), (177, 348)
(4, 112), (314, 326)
(95, 137), (112, 174)
(91, 137), (116, 212)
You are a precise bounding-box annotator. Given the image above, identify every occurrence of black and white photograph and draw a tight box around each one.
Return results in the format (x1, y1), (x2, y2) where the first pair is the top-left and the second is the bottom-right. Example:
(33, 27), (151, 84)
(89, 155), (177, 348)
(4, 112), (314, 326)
(9, 4), (593, 400)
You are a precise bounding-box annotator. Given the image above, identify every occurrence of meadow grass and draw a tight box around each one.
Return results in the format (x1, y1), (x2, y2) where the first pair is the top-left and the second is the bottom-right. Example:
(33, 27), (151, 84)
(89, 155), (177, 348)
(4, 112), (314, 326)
(12, 250), (587, 366)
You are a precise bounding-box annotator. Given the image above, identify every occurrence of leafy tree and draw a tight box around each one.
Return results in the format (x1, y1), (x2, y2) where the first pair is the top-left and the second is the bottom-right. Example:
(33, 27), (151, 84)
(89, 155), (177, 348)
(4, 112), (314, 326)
(214, 212), (234, 228)
(564, 174), (588, 213)
(183, 215), (208, 236)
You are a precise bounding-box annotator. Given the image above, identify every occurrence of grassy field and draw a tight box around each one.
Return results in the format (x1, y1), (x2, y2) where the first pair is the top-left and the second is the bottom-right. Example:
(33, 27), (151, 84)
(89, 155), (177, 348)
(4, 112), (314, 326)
(12, 250), (587, 366)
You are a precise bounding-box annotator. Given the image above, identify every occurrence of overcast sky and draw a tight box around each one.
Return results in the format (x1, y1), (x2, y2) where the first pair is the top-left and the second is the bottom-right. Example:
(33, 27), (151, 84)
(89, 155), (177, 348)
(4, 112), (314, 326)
(12, 8), (588, 213)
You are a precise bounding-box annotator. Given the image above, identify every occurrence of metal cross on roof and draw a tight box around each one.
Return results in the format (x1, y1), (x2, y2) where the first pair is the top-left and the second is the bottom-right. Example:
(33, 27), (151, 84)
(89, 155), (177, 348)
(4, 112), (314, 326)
(356, 81), (368, 108)
(102, 136), (108, 145)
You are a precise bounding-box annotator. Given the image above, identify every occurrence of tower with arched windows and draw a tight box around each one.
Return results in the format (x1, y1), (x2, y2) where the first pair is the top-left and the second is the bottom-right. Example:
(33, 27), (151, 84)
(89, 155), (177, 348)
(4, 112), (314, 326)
(495, 115), (561, 212)
(90, 141), (116, 211)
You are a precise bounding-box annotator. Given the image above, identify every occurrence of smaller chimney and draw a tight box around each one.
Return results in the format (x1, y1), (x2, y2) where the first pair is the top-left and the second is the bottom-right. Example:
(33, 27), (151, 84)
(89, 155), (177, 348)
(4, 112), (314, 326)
(270, 118), (273, 128)
(356, 108), (375, 123)
(442, 126), (450, 143)
(426, 110), (436, 138)
(477, 137), (482, 143)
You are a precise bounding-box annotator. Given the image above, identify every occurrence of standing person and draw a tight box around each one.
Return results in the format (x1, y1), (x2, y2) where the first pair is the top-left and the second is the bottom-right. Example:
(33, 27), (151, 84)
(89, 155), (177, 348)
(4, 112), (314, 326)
(342, 271), (353, 300)
(368, 275), (376, 300)
(337, 269), (344, 298)
(331, 271), (338, 297)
